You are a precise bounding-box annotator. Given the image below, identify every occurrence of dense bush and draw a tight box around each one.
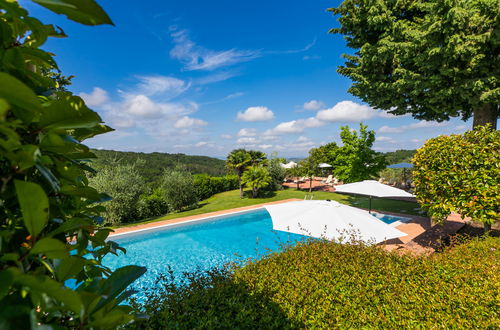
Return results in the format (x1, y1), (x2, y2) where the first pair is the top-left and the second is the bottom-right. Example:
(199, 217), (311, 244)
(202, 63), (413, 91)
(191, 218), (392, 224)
(137, 188), (169, 219)
(89, 161), (146, 225)
(0, 1), (144, 327)
(132, 236), (499, 329)
(193, 174), (239, 200)
(413, 126), (499, 226)
(266, 158), (287, 191)
(161, 168), (198, 211)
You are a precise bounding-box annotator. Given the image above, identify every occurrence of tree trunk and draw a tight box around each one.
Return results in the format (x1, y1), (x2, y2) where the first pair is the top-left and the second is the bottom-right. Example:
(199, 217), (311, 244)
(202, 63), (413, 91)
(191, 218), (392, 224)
(252, 188), (257, 198)
(238, 173), (243, 198)
(309, 178), (313, 193)
(473, 103), (498, 129)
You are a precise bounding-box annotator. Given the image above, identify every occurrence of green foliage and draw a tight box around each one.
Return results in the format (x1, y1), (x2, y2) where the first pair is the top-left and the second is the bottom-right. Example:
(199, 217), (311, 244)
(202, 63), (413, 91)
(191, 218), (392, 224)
(137, 188), (169, 220)
(241, 165), (271, 198)
(333, 123), (387, 183)
(330, 0), (500, 127)
(266, 158), (287, 191)
(132, 236), (499, 329)
(92, 149), (227, 184)
(193, 174), (239, 200)
(384, 149), (416, 165)
(161, 168), (198, 211)
(413, 125), (500, 225)
(298, 157), (320, 192)
(0, 0), (145, 327)
(226, 148), (253, 198)
(89, 161), (146, 225)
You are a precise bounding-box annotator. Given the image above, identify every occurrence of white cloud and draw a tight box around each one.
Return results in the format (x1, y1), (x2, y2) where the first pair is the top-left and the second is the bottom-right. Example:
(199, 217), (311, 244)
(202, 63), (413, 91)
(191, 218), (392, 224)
(136, 75), (188, 96)
(221, 134), (232, 139)
(378, 125), (404, 133)
(237, 137), (257, 144)
(297, 136), (310, 142)
(237, 106), (274, 122)
(174, 116), (207, 128)
(258, 144), (273, 149)
(303, 55), (321, 60)
(269, 120), (304, 134)
(303, 100), (324, 111)
(267, 117), (324, 135)
(80, 87), (109, 107)
(170, 29), (260, 71)
(316, 101), (376, 122)
(237, 128), (257, 137)
(376, 136), (396, 143)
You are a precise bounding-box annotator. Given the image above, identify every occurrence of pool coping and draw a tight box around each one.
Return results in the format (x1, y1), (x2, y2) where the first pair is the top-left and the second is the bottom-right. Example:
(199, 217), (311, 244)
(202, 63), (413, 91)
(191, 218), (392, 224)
(110, 198), (302, 238)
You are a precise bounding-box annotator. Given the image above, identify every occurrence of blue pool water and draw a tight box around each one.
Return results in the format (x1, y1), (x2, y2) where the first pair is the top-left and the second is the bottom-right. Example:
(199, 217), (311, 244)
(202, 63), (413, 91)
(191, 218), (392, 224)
(103, 209), (306, 290)
(372, 212), (411, 225)
(103, 208), (411, 291)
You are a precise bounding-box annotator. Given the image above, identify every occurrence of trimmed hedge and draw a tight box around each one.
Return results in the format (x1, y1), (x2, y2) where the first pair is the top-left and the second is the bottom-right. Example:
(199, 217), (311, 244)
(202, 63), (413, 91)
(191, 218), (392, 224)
(131, 236), (499, 329)
(193, 174), (239, 200)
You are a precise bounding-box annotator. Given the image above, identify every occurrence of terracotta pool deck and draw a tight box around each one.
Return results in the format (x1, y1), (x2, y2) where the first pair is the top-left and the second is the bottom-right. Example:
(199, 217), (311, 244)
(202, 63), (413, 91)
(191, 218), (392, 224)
(111, 199), (466, 255)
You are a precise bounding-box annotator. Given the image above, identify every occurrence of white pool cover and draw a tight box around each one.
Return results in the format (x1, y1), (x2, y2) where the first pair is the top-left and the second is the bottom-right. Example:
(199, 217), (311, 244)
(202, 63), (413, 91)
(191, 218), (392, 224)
(264, 200), (407, 244)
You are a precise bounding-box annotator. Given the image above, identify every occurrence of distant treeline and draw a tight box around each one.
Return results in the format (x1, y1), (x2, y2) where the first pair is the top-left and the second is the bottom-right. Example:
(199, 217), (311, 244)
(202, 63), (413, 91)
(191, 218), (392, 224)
(91, 149), (227, 183)
(383, 149), (416, 164)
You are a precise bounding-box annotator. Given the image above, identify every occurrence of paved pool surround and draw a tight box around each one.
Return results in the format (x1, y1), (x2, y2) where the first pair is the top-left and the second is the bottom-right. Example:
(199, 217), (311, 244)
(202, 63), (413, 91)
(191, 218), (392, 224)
(110, 199), (466, 255)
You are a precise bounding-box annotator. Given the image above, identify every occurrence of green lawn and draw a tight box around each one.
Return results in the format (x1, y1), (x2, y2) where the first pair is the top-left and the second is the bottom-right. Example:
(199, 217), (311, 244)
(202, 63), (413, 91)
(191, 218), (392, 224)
(118, 188), (422, 228)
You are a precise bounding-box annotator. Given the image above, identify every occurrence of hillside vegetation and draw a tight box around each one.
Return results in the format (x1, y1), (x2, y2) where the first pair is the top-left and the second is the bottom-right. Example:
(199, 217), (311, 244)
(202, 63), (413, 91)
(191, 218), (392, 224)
(92, 149), (227, 183)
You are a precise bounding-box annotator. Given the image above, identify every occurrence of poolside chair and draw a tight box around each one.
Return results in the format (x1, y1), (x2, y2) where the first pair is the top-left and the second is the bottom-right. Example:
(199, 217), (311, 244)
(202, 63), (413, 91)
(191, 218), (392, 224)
(322, 175), (333, 184)
(293, 177), (306, 184)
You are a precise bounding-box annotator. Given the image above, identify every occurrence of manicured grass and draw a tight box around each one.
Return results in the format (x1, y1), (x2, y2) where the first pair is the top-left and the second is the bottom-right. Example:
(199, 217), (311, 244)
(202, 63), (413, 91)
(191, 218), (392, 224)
(117, 188), (422, 228)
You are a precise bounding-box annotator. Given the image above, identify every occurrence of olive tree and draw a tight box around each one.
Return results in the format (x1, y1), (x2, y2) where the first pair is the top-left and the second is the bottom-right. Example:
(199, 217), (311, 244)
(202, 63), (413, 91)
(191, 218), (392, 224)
(330, 0), (499, 128)
(89, 161), (146, 225)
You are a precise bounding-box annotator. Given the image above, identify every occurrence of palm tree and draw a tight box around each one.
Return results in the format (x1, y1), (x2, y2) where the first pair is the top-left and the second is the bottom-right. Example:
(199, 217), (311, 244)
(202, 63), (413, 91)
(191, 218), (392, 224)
(248, 150), (267, 166)
(241, 165), (271, 198)
(226, 149), (251, 198)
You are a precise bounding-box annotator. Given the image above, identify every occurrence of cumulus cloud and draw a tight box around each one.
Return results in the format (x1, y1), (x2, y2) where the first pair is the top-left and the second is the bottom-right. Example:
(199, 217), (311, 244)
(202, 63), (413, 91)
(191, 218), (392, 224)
(174, 116), (207, 128)
(170, 28), (260, 71)
(267, 117), (325, 135)
(237, 128), (257, 137)
(79, 87), (109, 107)
(316, 101), (376, 122)
(237, 106), (274, 122)
(303, 100), (324, 111)
(237, 137), (257, 144)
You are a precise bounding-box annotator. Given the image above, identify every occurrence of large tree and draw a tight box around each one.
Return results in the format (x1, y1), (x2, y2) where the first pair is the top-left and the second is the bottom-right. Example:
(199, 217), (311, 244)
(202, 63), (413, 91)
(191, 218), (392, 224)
(330, 0), (499, 128)
(333, 124), (387, 183)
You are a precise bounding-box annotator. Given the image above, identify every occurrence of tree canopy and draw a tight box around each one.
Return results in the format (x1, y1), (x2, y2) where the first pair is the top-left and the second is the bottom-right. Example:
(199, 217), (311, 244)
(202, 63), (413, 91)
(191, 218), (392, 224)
(333, 124), (387, 183)
(330, 0), (499, 128)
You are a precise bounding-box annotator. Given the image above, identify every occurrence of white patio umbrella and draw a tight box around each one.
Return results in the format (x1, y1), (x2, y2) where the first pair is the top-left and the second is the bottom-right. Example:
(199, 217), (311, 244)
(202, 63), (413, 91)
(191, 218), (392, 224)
(264, 200), (406, 244)
(281, 161), (298, 169)
(318, 163), (332, 168)
(334, 180), (415, 212)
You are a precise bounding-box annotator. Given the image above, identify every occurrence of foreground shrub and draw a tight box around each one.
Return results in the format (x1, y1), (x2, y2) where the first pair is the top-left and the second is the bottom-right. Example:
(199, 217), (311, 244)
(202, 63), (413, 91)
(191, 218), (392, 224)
(193, 174), (239, 200)
(89, 161), (146, 225)
(132, 237), (499, 329)
(161, 168), (198, 211)
(0, 1), (144, 327)
(413, 125), (500, 227)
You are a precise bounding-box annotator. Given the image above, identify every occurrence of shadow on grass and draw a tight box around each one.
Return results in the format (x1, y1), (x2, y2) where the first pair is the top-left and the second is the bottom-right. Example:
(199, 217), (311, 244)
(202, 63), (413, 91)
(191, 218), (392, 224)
(342, 194), (422, 216)
(129, 268), (301, 329)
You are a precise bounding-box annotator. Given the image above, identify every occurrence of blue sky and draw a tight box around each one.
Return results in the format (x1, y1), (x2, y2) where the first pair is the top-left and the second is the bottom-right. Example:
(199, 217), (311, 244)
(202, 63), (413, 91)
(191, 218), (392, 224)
(25, 0), (470, 157)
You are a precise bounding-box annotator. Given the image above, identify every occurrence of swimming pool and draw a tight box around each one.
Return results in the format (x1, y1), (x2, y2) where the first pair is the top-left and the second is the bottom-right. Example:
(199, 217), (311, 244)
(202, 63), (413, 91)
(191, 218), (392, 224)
(372, 212), (411, 226)
(104, 208), (411, 290)
(104, 208), (307, 290)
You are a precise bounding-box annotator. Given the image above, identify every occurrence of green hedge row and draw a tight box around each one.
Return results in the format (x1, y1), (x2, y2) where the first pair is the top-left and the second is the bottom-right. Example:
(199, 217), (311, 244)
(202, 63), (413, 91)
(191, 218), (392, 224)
(193, 174), (239, 200)
(131, 236), (499, 329)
